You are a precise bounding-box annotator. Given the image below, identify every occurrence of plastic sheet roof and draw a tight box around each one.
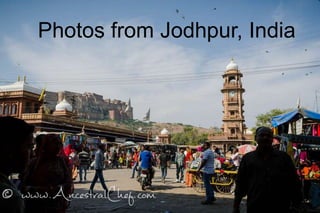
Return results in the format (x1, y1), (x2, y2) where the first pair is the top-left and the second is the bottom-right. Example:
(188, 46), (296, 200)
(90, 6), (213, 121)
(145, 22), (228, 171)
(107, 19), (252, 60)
(271, 108), (320, 127)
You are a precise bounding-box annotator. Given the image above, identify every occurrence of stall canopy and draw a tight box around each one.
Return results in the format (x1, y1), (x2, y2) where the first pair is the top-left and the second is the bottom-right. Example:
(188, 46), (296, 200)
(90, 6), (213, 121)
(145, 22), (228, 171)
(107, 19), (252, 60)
(271, 108), (320, 127)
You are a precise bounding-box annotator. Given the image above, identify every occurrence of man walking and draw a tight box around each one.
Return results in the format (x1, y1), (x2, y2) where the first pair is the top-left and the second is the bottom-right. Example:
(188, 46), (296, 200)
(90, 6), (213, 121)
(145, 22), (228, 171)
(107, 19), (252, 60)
(197, 142), (215, 205)
(78, 147), (90, 182)
(89, 144), (110, 194)
(159, 149), (170, 183)
(175, 148), (185, 183)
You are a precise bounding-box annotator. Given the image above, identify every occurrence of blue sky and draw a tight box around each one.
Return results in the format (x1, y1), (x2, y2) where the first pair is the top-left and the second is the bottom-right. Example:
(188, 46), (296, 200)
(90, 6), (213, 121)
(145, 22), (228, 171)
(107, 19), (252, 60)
(1, 0), (320, 129)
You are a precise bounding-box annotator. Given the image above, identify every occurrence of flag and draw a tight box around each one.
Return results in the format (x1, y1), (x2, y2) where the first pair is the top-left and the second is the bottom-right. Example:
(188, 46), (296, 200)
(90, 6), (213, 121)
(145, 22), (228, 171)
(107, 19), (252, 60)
(143, 108), (150, 121)
(38, 88), (46, 102)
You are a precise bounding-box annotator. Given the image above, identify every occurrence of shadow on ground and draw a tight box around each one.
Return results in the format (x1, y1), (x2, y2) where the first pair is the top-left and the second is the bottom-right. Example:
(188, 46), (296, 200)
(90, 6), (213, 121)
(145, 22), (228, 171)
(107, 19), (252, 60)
(67, 187), (236, 213)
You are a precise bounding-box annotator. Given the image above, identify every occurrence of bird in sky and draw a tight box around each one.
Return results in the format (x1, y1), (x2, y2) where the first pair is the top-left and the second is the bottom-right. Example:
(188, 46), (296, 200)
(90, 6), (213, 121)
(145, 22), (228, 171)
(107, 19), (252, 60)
(175, 9), (186, 20)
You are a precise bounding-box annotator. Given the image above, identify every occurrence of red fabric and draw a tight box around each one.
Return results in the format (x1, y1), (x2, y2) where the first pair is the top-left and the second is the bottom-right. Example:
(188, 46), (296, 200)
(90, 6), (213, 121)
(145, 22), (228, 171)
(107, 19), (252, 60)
(312, 124), (319, 136)
(218, 157), (225, 164)
(300, 151), (307, 162)
(132, 151), (139, 162)
(197, 146), (203, 152)
(185, 151), (192, 162)
(312, 125), (315, 136)
(311, 163), (320, 172)
(64, 144), (72, 156)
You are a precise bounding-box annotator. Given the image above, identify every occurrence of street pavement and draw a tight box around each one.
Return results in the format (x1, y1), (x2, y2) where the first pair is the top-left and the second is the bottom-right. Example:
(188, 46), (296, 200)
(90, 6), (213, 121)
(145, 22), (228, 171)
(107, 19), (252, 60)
(66, 166), (244, 213)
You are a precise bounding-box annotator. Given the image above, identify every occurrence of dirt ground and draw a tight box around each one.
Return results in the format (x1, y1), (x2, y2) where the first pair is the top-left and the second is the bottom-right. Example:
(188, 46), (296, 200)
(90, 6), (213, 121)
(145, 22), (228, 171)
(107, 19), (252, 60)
(66, 166), (243, 213)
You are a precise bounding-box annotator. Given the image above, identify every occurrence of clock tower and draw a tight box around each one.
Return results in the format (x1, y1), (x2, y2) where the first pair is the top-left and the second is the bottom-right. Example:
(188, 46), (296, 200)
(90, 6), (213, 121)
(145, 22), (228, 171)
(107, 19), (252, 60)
(221, 59), (246, 139)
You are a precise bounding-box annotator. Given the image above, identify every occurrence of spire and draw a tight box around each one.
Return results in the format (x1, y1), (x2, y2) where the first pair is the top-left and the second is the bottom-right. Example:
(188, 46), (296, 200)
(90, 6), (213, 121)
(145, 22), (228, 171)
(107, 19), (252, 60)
(297, 97), (301, 109)
(143, 108), (150, 121)
(125, 98), (131, 112)
(125, 105), (130, 112)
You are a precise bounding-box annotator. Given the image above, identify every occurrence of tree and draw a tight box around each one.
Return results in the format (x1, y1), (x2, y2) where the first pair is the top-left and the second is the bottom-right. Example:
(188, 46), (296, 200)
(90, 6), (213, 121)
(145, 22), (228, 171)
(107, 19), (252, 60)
(171, 132), (188, 145)
(253, 108), (292, 131)
(171, 126), (208, 145)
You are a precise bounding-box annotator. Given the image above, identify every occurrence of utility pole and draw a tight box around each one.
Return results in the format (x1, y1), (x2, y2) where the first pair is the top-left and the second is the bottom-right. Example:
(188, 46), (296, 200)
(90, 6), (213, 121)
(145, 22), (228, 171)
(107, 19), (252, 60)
(315, 90), (319, 113)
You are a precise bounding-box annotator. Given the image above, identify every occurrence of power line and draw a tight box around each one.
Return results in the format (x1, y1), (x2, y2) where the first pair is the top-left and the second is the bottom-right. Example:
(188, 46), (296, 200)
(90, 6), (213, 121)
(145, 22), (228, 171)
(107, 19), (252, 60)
(1, 59), (319, 86)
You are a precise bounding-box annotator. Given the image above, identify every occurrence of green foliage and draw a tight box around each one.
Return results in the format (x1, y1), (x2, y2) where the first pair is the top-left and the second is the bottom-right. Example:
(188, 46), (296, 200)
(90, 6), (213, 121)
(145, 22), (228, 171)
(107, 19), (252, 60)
(121, 119), (152, 130)
(171, 126), (208, 145)
(252, 108), (292, 132)
(98, 119), (209, 145)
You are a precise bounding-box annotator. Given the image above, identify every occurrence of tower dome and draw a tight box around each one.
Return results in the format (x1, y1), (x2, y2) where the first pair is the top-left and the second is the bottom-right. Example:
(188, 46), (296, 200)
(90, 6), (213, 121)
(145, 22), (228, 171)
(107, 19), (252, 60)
(160, 128), (169, 135)
(226, 59), (238, 71)
(55, 98), (73, 112)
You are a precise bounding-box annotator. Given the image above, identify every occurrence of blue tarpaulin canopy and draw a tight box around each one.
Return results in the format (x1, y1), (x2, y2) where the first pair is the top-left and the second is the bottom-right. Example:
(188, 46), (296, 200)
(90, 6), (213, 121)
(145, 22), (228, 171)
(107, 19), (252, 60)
(271, 108), (320, 127)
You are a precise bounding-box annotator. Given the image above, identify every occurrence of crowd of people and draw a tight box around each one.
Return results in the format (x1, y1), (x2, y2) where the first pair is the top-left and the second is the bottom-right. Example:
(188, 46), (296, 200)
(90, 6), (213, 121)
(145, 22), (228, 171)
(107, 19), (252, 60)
(0, 116), (306, 212)
(0, 117), (75, 213)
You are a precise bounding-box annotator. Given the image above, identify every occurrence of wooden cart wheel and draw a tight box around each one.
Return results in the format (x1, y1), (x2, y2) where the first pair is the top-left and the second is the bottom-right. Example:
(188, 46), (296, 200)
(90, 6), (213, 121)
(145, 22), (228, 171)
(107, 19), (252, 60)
(192, 173), (205, 193)
(214, 173), (233, 194)
(195, 181), (205, 193)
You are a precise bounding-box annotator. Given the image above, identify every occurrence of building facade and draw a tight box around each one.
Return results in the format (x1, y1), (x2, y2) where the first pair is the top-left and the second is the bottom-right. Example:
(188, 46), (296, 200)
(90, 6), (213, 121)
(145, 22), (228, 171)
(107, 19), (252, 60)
(0, 78), (42, 117)
(43, 90), (133, 122)
(157, 128), (171, 144)
(0, 78), (147, 142)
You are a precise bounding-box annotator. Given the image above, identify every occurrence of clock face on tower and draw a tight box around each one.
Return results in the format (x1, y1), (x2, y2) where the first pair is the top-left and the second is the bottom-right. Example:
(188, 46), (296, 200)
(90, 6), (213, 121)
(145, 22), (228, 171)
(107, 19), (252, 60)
(229, 90), (235, 97)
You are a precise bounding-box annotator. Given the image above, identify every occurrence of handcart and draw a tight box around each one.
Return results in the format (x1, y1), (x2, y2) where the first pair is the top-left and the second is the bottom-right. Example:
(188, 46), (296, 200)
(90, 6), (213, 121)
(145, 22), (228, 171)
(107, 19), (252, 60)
(188, 169), (237, 194)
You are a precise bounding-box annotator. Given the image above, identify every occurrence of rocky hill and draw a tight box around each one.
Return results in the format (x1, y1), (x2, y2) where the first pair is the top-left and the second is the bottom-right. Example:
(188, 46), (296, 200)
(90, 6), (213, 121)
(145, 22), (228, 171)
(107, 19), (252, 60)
(151, 122), (212, 135)
(95, 119), (213, 136)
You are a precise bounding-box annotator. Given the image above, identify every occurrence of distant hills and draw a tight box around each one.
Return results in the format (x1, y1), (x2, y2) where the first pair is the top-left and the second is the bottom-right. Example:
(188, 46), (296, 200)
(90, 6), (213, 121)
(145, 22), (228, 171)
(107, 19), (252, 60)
(94, 119), (213, 136)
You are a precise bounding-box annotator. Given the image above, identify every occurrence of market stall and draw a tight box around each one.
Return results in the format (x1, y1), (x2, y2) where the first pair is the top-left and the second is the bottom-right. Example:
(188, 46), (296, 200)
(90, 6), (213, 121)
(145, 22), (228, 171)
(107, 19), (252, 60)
(271, 107), (320, 209)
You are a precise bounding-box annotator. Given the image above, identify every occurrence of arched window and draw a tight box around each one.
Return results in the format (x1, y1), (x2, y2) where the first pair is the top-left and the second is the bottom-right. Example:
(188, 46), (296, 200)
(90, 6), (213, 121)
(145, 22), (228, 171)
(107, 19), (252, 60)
(4, 104), (9, 115)
(229, 76), (236, 84)
(0, 104), (3, 115)
(11, 103), (17, 114)
(231, 128), (236, 134)
(25, 102), (31, 113)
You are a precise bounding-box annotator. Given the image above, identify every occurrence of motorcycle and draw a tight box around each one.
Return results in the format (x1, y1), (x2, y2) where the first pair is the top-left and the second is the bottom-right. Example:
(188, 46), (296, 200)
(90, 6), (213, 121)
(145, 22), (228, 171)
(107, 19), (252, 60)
(139, 168), (152, 190)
